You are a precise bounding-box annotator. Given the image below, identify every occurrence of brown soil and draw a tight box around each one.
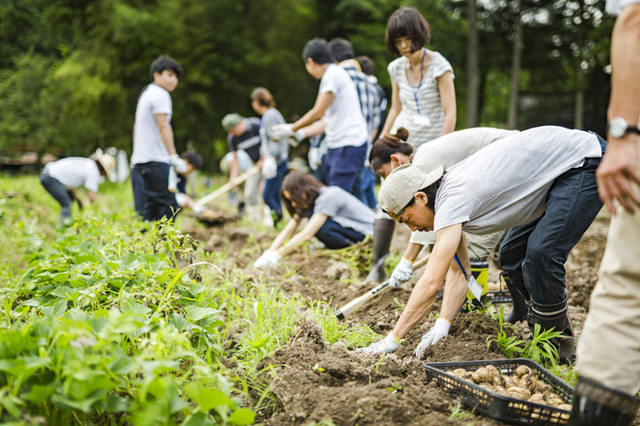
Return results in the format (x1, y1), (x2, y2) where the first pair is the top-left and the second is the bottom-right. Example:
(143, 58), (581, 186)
(181, 207), (640, 425)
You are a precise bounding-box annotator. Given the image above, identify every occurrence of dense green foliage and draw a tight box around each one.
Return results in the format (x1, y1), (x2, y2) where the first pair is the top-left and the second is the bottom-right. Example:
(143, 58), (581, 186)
(0, 0), (613, 171)
(0, 175), (379, 423)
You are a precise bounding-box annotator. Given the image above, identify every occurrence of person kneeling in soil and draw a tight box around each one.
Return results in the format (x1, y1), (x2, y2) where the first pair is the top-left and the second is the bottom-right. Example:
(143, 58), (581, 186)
(39, 149), (116, 226)
(253, 171), (375, 267)
(360, 126), (606, 362)
(368, 127), (518, 308)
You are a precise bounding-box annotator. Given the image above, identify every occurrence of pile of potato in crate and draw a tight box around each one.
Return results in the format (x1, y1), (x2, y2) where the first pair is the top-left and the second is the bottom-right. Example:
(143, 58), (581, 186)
(424, 359), (573, 425)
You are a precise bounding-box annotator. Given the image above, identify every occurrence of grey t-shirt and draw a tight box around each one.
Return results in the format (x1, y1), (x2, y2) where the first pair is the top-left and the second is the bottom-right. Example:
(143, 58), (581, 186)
(314, 186), (375, 236)
(259, 108), (288, 162)
(433, 126), (602, 235)
(413, 127), (520, 173)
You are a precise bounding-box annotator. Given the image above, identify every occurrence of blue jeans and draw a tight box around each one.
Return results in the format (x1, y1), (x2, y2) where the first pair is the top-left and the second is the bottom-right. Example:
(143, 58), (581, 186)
(315, 218), (366, 249)
(321, 143), (367, 197)
(263, 159), (288, 216)
(499, 154), (603, 306)
(359, 166), (377, 209)
(40, 169), (72, 222)
(131, 162), (178, 222)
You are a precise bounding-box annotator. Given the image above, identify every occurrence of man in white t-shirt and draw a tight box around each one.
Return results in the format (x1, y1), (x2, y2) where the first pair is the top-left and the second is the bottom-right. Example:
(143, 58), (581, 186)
(360, 126), (605, 364)
(570, 1), (640, 423)
(131, 55), (184, 222)
(270, 38), (369, 197)
(40, 150), (116, 226)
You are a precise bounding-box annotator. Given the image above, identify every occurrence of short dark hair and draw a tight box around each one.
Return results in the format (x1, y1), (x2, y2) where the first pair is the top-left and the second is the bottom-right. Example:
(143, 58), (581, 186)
(182, 152), (203, 170)
(369, 128), (413, 172)
(385, 7), (431, 57)
(250, 87), (276, 108)
(329, 38), (355, 62)
(409, 176), (443, 211)
(281, 171), (325, 217)
(356, 55), (375, 76)
(150, 55), (183, 81)
(302, 38), (333, 65)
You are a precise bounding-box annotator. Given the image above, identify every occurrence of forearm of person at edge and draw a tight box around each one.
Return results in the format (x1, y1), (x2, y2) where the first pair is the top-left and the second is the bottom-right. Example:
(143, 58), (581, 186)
(88, 190), (98, 204)
(437, 72), (457, 135)
(268, 215), (302, 252)
(402, 242), (424, 262)
(292, 92), (334, 131)
(299, 120), (326, 139)
(155, 114), (177, 156)
(599, 4), (640, 213)
(392, 224), (463, 338)
(380, 79), (401, 137)
(275, 214), (328, 257)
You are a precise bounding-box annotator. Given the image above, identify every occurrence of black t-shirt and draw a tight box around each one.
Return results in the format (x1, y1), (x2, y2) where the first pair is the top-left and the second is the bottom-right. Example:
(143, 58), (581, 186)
(227, 117), (262, 163)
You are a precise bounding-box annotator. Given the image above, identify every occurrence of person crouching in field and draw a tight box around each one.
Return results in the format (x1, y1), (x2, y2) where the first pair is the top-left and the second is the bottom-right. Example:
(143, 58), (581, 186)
(360, 126), (605, 363)
(253, 171), (375, 267)
(39, 149), (116, 226)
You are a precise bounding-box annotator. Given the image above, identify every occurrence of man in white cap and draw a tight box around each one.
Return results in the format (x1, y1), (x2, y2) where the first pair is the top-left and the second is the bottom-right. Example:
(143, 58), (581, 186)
(39, 150), (116, 226)
(359, 126), (605, 363)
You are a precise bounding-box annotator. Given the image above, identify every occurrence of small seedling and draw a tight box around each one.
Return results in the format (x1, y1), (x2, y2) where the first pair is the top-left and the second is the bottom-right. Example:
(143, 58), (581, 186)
(449, 400), (474, 419)
(387, 384), (403, 394)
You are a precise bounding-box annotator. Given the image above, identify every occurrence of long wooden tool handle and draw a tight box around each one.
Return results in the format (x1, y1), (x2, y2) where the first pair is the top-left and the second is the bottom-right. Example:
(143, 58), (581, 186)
(194, 166), (260, 208)
(335, 254), (430, 320)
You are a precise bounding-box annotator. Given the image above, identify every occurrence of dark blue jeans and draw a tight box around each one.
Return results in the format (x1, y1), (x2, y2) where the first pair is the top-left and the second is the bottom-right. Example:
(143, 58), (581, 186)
(359, 166), (378, 209)
(499, 155), (603, 306)
(131, 162), (178, 222)
(321, 143), (367, 197)
(40, 170), (72, 222)
(315, 218), (366, 249)
(263, 159), (288, 216)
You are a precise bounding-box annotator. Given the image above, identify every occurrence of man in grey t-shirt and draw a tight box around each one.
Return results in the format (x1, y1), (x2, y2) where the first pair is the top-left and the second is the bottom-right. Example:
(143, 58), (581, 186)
(360, 126), (605, 364)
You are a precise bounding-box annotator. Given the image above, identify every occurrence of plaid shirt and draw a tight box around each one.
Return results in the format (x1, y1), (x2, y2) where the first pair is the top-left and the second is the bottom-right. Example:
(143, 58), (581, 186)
(338, 59), (382, 143)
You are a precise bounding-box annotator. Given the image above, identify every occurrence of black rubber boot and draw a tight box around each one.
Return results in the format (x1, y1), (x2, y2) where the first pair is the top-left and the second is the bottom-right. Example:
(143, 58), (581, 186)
(364, 218), (395, 283)
(528, 299), (575, 363)
(236, 201), (245, 219)
(502, 272), (529, 323)
(568, 376), (639, 426)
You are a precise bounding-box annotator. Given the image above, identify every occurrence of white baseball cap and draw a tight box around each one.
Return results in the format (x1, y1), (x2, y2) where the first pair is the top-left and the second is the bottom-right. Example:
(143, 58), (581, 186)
(378, 163), (444, 215)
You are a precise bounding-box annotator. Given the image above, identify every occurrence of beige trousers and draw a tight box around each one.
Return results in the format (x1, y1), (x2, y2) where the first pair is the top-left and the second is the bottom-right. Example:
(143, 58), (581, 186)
(576, 152), (640, 395)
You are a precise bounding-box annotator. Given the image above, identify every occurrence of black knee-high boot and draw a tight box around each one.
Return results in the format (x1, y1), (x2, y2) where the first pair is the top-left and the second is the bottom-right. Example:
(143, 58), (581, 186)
(502, 272), (529, 323)
(568, 376), (639, 426)
(528, 298), (575, 362)
(365, 218), (395, 283)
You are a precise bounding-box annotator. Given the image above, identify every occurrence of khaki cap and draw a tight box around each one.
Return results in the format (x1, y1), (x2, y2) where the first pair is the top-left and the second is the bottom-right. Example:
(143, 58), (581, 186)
(379, 163), (444, 215)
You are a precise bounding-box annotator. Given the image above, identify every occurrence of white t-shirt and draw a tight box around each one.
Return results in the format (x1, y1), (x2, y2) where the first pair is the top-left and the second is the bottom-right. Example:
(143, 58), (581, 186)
(606, 0), (640, 14)
(131, 84), (173, 165)
(314, 186), (375, 236)
(387, 51), (454, 147)
(47, 158), (101, 192)
(413, 127), (520, 173)
(433, 126), (602, 235)
(319, 64), (368, 150)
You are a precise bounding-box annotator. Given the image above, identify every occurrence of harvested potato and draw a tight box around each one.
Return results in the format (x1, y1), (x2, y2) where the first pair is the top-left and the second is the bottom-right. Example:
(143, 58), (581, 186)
(460, 371), (474, 381)
(557, 403), (572, 412)
(515, 365), (532, 378)
(472, 367), (493, 383)
(529, 393), (546, 405)
(451, 368), (468, 378)
(536, 381), (551, 393)
(507, 386), (532, 400)
(492, 374), (506, 387)
(519, 373), (538, 394)
(478, 383), (496, 393)
(544, 391), (565, 407)
(485, 365), (500, 377)
(504, 375), (518, 389)
(494, 385), (506, 395)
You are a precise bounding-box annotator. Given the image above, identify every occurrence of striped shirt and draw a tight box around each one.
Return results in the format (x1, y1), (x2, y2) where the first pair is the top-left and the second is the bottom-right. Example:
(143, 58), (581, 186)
(387, 51), (454, 148)
(338, 59), (382, 143)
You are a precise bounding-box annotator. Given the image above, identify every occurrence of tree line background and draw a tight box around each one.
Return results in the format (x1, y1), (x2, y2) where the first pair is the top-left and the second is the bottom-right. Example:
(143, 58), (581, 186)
(0, 0), (613, 173)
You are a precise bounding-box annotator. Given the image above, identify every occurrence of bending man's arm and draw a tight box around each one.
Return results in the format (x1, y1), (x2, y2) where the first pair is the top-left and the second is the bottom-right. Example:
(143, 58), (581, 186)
(392, 223), (463, 338)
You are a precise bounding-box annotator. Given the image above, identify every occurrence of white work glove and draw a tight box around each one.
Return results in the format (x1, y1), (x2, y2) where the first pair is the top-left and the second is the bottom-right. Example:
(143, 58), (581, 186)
(389, 257), (414, 288)
(193, 204), (206, 216)
(415, 317), (451, 359)
(168, 167), (178, 193)
(262, 156), (278, 179)
(308, 147), (321, 171)
(270, 124), (305, 142)
(253, 250), (281, 268)
(359, 332), (400, 355)
(169, 154), (188, 173)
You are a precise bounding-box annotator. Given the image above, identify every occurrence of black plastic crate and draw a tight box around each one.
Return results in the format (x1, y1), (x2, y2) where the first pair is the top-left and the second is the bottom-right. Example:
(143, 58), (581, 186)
(423, 358), (573, 425)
